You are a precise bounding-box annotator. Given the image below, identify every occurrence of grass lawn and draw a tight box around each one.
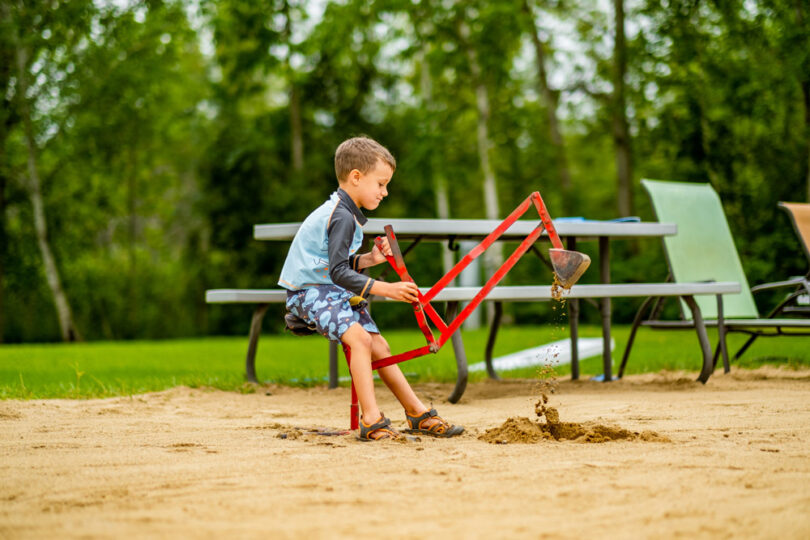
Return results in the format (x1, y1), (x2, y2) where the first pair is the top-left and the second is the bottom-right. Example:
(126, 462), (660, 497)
(1, 325), (808, 399)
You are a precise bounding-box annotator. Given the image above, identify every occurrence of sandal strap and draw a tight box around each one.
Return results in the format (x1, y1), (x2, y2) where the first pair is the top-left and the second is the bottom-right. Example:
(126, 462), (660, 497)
(406, 407), (437, 427)
(360, 415), (399, 440)
(407, 408), (451, 433)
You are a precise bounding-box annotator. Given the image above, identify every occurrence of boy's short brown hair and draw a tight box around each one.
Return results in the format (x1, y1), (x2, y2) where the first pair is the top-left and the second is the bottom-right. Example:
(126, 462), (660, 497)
(334, 136), (396, 182)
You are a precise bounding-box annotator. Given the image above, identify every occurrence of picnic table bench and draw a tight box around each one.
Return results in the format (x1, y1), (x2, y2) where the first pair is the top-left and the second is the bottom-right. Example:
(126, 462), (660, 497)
(206, 281), (740, 402)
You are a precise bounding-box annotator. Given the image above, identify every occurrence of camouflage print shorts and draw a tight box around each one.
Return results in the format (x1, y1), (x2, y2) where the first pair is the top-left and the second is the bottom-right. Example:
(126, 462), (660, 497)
(285, 285), (379, 342)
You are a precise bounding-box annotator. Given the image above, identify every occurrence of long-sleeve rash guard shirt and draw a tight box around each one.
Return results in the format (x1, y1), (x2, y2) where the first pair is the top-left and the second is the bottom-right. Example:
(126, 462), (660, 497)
(278, 188), (375, 298)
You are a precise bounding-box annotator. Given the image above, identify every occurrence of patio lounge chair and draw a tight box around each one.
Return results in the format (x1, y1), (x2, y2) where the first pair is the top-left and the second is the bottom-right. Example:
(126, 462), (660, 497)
(774, 202), (810, 312)
(731, 202), (810, 357)
(618, 180), (810, 378)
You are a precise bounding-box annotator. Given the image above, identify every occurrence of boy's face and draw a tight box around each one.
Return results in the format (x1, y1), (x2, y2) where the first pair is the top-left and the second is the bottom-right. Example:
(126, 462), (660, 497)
(349, 159), (393, 211)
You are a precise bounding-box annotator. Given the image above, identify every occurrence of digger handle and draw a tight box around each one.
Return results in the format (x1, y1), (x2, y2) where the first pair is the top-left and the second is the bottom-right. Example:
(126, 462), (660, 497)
(531, 192), (564, 250)
(374, 236), (413, 283)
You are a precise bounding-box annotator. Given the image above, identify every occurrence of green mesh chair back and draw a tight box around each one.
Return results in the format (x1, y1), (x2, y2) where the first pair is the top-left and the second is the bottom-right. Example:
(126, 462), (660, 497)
(642, 179), (758, 320)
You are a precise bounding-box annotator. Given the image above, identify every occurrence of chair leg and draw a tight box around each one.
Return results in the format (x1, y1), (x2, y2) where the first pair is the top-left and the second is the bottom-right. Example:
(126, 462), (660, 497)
(734, 335), (757, 360)
(566, 236), (580, 380)
(618, 296), (656, 379)
(484, 301), (502, 380)
(445, 301), (469, 404)
(716, 294), (730, 373)
(682, 295), (713, 384)
(342, 344), (359, 430)
(245, 304), (269, 383)
(737, 283), (805, 359)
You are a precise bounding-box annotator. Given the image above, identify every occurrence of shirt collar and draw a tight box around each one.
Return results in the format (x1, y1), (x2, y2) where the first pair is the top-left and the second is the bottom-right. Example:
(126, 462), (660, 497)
(336, 188), (368, 225)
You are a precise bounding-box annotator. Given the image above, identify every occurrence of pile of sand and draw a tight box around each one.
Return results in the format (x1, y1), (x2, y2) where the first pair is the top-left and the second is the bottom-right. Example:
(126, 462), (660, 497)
(480, 391), (669, 444)
(479, 414), (669, 444)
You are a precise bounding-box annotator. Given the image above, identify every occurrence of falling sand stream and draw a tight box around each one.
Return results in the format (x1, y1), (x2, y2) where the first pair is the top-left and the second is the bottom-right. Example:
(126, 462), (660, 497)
(480, 274), (670, 445)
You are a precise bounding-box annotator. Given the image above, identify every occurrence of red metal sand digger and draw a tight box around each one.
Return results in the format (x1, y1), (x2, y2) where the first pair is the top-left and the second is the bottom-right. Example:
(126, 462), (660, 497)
(343, 191), (591, 430)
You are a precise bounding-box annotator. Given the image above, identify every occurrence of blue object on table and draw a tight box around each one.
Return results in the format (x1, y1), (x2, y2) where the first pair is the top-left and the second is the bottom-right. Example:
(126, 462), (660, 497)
(555, 217), (585, 222)
(609, 216), (641, 222)
(556, 216), (641, 223)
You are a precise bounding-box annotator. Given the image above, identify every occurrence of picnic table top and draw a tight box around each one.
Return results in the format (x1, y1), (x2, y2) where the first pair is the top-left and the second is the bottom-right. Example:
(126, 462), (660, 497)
(254, 217), (677, 242)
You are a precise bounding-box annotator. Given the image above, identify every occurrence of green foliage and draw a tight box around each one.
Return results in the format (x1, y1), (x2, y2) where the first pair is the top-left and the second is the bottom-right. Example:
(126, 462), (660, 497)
(0, 0), (808, 342)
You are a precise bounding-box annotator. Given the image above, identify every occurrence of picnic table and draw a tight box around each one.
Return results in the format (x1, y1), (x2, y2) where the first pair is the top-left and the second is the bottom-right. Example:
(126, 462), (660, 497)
(254, 217), (678, 382)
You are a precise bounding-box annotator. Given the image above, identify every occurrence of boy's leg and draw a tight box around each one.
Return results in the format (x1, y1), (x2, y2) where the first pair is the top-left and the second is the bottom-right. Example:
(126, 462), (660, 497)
(341, 323), (382, 425)
(370, 334), (463, 436)
(370, 334), (430, 416)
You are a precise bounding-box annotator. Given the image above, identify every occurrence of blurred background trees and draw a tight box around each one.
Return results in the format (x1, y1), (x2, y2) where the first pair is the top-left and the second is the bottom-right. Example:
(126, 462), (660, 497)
(1, 0), (808, 342)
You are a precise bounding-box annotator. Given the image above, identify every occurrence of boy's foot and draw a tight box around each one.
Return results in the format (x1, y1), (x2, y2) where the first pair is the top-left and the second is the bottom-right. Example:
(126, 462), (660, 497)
(358, 414), (401, 441)
(404, 408), (464, 438)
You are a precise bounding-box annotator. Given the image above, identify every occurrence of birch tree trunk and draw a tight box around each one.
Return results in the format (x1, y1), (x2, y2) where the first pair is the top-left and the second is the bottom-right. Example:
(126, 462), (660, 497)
(127, 140), (138, 269)
(418, 44), (454, 278)
(284, 0), (304, 174)
(459, 19), (502, 269)
(522, 0), (572, 212)
(14, 42), (80, 341)
(290, 83), (304, 174)
(126, 135), (139, 338)
(612, 0), (633, 216)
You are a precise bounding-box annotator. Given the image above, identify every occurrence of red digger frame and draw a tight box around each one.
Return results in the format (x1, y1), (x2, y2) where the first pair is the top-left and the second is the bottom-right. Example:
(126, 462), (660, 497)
(343, 191), (566, 430)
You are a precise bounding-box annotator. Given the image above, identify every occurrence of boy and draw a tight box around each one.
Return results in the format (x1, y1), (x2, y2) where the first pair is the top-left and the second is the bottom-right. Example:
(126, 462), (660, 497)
(279, 136), (464, 441)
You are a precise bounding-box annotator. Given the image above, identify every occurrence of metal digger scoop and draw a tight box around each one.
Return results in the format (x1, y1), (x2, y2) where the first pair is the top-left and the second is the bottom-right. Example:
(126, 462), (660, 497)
(532, 192), (591, 288)
(549, 248), (591, 288)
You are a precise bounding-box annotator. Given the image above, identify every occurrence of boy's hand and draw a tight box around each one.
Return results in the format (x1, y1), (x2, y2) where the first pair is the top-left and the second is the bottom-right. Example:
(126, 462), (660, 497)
(388, 281), (420, 303)
(370, 238), (392, 265)
(371, 280), (420, 303)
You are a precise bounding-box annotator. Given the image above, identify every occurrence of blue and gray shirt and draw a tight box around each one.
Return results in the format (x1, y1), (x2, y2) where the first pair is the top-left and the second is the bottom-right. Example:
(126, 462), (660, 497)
(278, 188), (375, 298)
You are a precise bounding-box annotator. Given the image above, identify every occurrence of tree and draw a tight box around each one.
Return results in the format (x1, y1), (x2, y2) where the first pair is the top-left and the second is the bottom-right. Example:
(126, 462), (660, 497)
(612, 0), (633, 216)
(521, 0), (573, 212)
(282, 0), (305, 174)
(1, 0), (91, 341)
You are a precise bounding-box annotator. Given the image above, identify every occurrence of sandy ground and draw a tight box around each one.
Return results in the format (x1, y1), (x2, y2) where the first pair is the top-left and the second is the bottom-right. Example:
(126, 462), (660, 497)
(2, 367), (810, 539)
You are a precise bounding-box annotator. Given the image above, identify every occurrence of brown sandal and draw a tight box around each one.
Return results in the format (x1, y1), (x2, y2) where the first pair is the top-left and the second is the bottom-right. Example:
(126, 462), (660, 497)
(404, 408), (464, 438)
(358, 414), (401, 441)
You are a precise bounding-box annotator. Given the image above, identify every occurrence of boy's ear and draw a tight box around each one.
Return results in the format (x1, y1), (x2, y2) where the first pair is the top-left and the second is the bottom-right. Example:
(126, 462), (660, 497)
(348, 168), (362, 185)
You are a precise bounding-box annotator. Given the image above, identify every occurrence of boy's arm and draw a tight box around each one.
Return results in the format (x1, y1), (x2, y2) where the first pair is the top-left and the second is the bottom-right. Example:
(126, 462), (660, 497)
(327, 213), (418, 302)
(353, 237), (391, 270)
(353, 252), (383, 270)
(357, 237), (419, 301)
(327, 214), (376, 298)
(369, 279), (419, 302)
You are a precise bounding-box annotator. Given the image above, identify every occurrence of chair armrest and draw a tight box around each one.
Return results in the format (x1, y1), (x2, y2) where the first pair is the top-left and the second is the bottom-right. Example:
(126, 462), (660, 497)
(750, 277), (806, 294)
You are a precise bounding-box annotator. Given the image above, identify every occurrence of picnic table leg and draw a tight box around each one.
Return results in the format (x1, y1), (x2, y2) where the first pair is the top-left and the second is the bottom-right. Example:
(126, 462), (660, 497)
(445, 301), (469, 403)
(566, 237), (580, 380)
(681, 295), (713, 383)
(245, 303), (269, 383)
(599, 236), (613, 381)
(569, 298), (580, 380)
(484, 301), (502, 380)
